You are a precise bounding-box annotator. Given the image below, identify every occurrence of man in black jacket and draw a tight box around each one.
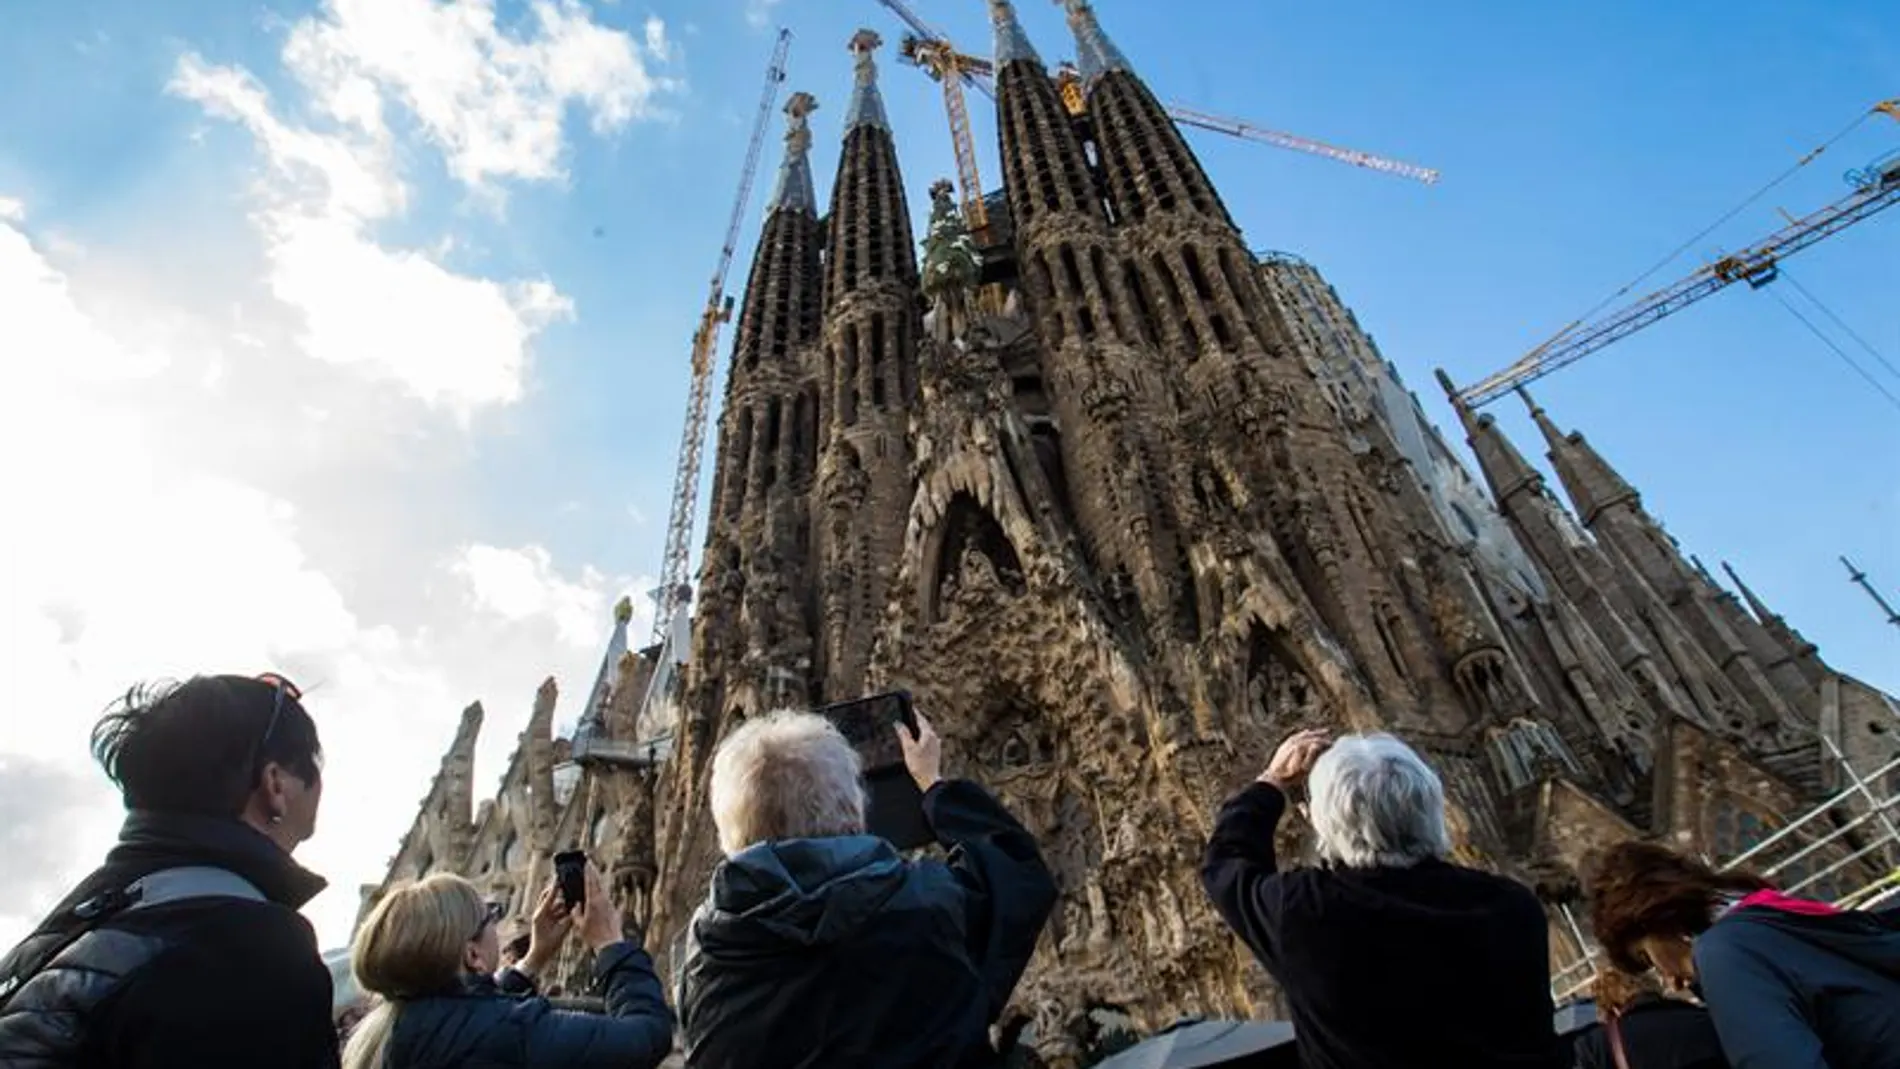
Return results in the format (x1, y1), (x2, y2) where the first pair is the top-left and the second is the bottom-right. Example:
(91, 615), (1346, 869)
(0, 674), (338, 1068)
(1201, 729), (1562, 1069)
(677, 708), (1058, 1069)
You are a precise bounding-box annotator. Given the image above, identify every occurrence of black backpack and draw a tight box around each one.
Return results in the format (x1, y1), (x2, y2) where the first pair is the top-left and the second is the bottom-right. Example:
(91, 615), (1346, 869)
(0, 866), (265, 1011)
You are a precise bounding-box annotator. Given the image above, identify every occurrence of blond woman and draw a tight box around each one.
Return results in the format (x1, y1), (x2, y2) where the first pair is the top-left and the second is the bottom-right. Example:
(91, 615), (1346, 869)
(344, 862), (671, 1069)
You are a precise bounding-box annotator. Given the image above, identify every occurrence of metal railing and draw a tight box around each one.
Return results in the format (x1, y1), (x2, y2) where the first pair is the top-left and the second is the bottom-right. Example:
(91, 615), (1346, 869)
(1550, 746), (1900, 1004)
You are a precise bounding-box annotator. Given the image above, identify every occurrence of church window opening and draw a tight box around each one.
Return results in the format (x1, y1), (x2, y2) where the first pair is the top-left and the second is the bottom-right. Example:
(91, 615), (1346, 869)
(841, 324), (860, 426)
(727, 408), (753, 519)
(870, 314), (888, 408)
(590, 809), (612, 848)
(502, 828), (526, 870)
(763, 398), (782, 489)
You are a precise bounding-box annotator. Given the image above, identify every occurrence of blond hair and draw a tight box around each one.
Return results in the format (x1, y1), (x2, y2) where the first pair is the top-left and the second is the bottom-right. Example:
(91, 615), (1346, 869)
(342, 873), (488, 1069)
(709, 710), (866, 855)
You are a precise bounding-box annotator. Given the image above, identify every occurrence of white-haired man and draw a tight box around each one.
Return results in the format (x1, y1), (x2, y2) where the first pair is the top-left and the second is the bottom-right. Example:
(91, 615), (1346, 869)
(1202, 730), (1561, 1069)
(676, 708), (1057, 1069)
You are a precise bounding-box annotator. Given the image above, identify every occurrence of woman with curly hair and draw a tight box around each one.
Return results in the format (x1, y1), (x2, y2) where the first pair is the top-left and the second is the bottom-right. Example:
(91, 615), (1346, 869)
(1587, 841), (1900, 1069)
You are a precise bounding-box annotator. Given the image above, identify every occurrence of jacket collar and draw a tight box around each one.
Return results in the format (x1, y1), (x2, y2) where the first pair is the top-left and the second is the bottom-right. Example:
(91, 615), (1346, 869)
(108, 810), (328, 909)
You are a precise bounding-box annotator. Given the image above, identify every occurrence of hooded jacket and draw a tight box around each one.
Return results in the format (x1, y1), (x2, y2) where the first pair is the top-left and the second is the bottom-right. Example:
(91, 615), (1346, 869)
(1693, 899), (1900, 1069)
(1201, 782), (1563, 1069)
(384, 942), (673, 1069)
(676, 779), (1057, 1069)
(0, 810), (337, 1068)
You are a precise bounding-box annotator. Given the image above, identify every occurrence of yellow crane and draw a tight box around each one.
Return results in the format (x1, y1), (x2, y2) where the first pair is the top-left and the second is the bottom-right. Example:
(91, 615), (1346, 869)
(875, 0), (1439, 248)
(651, 29), (793, 642)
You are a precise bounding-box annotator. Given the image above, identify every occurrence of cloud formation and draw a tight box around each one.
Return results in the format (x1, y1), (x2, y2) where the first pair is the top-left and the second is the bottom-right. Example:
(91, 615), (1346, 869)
(0, 0), (671, 949)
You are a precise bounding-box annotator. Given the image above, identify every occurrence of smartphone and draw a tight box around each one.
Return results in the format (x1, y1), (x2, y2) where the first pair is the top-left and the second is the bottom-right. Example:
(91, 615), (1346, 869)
(553, 850), (587, 909)
(814, 691), (931, 851)
(815, 690), (917, 772)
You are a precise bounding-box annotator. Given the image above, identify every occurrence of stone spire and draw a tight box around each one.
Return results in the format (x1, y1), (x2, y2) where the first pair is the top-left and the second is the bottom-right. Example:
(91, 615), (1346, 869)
(1439, 371), (1542, 505)
(1059, 0), (1131, 81)
(1723, 561), (1781, 625)
(844, 29), (890, 132)
(988, 0), (1042, 68)
(1520, 388), (1639, 525)
(815, 28), (921, 696)
(766, 92), (818, 215)
(577, 596), (634, 738)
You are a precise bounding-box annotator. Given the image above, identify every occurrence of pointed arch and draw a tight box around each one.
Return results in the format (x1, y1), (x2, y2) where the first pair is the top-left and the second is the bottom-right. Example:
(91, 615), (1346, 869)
(1242, 618), (1333, 731)
(920, 491), (1028, 624)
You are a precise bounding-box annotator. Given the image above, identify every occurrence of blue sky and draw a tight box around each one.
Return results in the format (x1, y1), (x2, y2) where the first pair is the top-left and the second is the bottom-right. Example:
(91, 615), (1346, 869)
(0, 0), (1894, 947)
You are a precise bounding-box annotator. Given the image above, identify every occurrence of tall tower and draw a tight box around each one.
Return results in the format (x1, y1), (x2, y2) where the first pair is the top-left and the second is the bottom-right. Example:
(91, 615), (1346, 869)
(987, 0), (1195, 643)
(692, 92), (826, 728)
(814, 31), (921, 697)
(1060, 0), (1482, 730)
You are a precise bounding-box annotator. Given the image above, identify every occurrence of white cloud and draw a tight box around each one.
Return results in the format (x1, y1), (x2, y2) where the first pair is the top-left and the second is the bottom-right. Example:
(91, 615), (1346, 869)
(745, 0), (785, 30)
(0, 0), (675, 951)
(166, 0), (676, 417)
(451, 544), (615, 647)
(282, 0), (679, 189)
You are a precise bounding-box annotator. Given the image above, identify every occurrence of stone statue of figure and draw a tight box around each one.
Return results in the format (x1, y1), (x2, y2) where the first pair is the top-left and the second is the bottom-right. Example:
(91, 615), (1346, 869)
(920, 178), (983, 346)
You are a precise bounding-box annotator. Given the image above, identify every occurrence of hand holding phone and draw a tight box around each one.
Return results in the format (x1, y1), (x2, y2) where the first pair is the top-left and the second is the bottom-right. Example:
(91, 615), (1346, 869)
(553, 850), (587, 909)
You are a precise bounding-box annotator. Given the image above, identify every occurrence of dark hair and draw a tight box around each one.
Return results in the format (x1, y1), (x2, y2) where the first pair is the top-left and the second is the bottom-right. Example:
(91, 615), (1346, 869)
(1586, 841), (1769, 974)
(90, 675), (322, 817)
(503, 933), (532, 962)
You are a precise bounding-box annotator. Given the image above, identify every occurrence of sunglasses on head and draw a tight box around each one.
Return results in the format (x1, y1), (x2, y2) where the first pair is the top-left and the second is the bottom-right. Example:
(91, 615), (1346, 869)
(252, 672), (307, 779)
(474, 900), (506, 942)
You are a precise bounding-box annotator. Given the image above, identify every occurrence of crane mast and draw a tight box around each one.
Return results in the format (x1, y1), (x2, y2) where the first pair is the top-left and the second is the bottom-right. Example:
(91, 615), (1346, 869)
(651, 28), (792, 643)
(1456, 113), (1900, 409)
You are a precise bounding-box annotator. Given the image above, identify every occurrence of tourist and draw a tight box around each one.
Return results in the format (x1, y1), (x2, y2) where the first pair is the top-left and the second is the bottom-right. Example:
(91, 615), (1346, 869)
(0, 674), (338, 1067)
(1570, 963), (1728, 1069)
(1587, 840), (1900, 1069)
(1201, 729), (1562, 1069)
(676, 708), (1058, 1069)
(341, 864), (672, 1069)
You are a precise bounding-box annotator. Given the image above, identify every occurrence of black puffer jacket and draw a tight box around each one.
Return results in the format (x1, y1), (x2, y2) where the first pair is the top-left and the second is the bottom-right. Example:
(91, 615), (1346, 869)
(0, 811), (336, 1068)
(676, 779), (1058, 1069)
(385, 942), (673, 1069)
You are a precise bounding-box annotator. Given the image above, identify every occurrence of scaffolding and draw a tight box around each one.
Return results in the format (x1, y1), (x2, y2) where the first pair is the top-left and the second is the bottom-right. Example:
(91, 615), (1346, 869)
(1551, 736), (1900, 1004)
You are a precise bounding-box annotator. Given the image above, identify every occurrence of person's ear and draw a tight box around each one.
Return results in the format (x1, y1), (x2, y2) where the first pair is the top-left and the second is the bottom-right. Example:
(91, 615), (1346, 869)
(463, 940), (485, 974)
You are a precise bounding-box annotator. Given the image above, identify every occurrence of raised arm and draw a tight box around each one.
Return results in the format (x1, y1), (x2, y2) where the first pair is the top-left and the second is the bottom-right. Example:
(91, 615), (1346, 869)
(901, 713), (1057, 1022)
(519, 862), (674, 1069)
(520, 941), (675, 1069)
(1199, 728), (1330, 969)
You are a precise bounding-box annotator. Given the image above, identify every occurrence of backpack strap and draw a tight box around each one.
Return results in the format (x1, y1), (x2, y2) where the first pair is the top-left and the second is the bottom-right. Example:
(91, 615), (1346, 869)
(126, 866), (265, 910)
(0, 866), (265, 1009)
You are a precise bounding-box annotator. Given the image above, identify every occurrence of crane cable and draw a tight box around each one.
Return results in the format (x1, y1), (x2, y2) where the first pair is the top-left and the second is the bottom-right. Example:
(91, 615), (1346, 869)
(1779, 269), (1900, 384)
(1545, 106), (1883, 349)
(1766, 283), (1900, 415)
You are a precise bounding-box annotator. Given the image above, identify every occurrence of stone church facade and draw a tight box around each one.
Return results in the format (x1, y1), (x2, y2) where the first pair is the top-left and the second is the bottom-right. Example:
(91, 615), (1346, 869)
(360, 1), (1899, 1057)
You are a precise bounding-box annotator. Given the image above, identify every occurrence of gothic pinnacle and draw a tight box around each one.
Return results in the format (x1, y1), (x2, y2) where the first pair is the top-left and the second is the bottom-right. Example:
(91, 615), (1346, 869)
(844, 30), (890, 133)
(767, 91), (819, 214)
(1058, 0), (1131, 81)
(1518, 386), (1640, 522)
(987, 0), (1043, 67)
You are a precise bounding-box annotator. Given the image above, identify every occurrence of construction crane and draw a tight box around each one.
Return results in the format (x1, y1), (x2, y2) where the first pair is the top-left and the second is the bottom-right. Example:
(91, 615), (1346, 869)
(874, 0), (1439, 241)
(650, 28), (792, 644)
(1457, 100), (1900, 409)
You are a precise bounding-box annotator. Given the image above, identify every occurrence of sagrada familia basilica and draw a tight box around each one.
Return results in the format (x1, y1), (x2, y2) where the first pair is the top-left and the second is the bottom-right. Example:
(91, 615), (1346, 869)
(356, 1), (1899, 1059)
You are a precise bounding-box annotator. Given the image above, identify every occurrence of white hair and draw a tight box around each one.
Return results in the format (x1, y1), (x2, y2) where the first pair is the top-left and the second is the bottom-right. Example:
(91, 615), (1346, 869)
(709, 709), (866, 856)
(1307, 733), (1451, 869)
